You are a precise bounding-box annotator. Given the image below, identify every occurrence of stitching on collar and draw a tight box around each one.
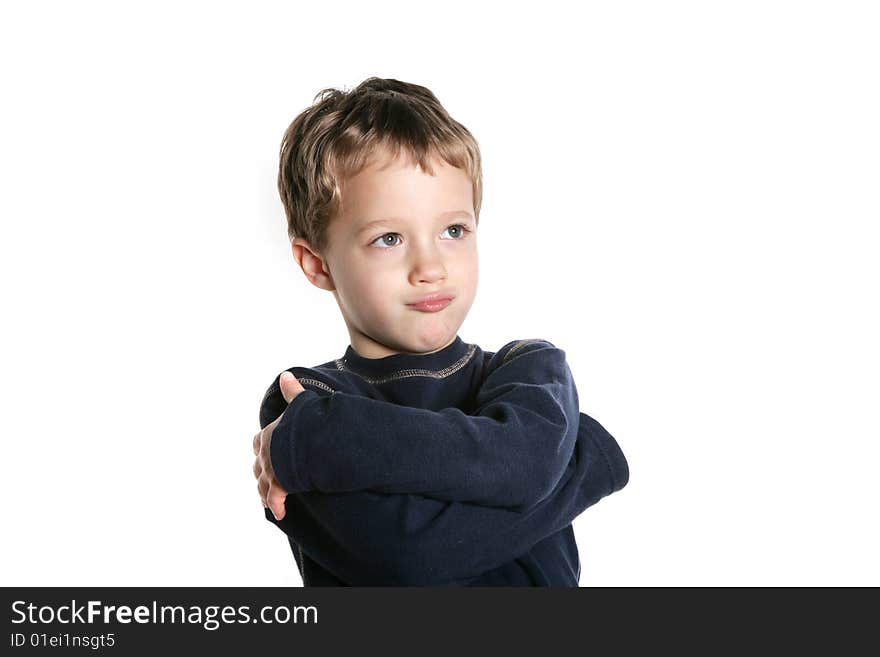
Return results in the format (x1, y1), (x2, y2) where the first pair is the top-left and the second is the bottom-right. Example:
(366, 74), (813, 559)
(333, 343), (478, 385)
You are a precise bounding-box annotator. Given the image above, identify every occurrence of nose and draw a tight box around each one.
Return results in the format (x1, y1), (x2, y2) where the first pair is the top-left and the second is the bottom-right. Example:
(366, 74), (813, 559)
(407, 241), (447, 286)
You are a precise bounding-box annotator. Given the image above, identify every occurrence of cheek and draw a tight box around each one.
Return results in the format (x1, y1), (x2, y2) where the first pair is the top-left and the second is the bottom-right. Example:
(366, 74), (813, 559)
(335, 253), (384, 289)
(346, 266), (398, 304)
(458, 248), (479, 280)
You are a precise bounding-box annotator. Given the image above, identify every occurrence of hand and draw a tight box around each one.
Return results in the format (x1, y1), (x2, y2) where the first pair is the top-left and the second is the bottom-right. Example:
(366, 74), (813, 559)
(252, 371), (306, 521)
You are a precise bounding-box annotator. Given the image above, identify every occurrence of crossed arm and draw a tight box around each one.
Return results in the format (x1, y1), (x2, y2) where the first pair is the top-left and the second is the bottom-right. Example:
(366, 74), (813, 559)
(256, 340), (628, 585)
(268, 341), (581, 511)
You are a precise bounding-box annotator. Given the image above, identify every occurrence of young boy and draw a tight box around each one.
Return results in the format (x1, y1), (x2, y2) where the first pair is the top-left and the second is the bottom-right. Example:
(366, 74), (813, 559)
(251, 77), (629, 586)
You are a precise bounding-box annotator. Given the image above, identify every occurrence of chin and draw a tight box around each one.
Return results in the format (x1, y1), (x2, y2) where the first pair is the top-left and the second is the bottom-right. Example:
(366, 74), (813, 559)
(412, 328), (457, 349)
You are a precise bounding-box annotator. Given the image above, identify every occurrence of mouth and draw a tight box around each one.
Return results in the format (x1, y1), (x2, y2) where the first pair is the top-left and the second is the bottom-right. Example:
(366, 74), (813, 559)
(407, 294), (454, 313)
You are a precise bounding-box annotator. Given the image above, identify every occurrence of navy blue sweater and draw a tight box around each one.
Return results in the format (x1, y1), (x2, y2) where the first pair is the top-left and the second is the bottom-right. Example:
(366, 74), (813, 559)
(259, 335), (628, 586)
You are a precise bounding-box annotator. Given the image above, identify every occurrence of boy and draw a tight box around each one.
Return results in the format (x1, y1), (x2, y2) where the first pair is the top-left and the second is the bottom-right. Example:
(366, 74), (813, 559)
(251, 77), (629, 586)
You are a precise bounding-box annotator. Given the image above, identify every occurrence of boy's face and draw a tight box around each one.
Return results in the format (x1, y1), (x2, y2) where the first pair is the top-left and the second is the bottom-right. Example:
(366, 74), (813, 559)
(294, 148), (478, 359)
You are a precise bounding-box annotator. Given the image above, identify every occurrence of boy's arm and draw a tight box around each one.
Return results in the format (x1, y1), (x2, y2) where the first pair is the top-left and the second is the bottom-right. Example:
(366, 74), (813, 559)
(269, 340), (580, 510)
(264, 410), (628, 586)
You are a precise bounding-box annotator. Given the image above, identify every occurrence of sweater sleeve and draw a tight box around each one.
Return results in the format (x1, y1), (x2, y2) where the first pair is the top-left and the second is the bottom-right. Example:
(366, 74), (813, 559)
(269, 340), (580, 511)
(263, 409), (628, 586)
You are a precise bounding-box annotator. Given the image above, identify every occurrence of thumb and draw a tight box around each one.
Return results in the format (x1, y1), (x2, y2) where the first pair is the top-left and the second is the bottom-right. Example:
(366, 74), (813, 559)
(279, 371), (305, 403)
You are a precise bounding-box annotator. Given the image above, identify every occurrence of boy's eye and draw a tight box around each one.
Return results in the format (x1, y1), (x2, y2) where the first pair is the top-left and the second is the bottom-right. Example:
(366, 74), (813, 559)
(370, 224), (472, 249)
(373, 233), (402, 248)
(442, 224), (468, 239)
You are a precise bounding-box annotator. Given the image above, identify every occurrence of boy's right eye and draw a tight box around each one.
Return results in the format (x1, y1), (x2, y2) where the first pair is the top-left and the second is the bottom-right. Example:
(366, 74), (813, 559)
(371, 233), (401, 248)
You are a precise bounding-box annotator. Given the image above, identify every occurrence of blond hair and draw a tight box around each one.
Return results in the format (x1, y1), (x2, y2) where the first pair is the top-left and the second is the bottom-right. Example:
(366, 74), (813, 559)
(277, 77), (483, 253)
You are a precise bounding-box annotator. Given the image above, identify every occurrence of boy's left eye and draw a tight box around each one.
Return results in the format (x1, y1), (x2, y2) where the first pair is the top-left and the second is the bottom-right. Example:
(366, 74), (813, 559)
(370, 224), (471, 249)
(442, 224), (469, 239)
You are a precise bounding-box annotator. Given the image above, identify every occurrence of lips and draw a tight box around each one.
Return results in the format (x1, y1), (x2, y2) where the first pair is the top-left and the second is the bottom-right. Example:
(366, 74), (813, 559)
(407, 293), (454, 312)
(408, 293), (454, 306)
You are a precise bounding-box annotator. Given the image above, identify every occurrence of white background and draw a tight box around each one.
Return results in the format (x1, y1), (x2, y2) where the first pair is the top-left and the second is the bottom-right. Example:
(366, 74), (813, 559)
(1, 0), (877, 586)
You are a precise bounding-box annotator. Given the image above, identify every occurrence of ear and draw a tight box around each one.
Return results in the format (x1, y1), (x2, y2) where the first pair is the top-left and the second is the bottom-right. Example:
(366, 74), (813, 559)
(292, 237), (335, 291)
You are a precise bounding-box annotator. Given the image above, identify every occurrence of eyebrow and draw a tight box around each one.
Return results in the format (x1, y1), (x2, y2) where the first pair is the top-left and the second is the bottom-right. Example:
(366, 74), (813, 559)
(357, 210), (474, 235)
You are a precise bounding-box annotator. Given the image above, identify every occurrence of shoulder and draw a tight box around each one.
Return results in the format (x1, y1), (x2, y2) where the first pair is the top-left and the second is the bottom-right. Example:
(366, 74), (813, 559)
(481, 338), (566, 379)
(497, 338), (560, 364)
(258, 362), (344, 429)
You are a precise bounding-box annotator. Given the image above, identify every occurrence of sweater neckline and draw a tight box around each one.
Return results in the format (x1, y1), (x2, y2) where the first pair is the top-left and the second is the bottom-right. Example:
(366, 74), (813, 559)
(339, 334), (472, 379)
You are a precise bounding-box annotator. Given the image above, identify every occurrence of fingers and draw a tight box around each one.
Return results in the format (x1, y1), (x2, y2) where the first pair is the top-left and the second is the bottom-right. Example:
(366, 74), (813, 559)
(254, 452), (286, 521)
(279, 371), (305, 403)
(268, 480), (287, 521)
(254, 451), (269, 508)
(280, 372), (293, 402)
(257, 477), (267, 507)
(253, 420), (288, 520)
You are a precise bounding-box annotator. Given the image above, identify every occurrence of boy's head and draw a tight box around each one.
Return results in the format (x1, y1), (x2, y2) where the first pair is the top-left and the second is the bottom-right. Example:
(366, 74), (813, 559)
(277, 77), (482, 359)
